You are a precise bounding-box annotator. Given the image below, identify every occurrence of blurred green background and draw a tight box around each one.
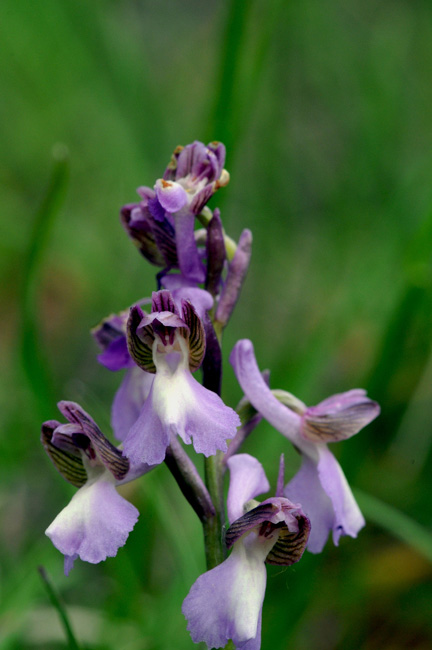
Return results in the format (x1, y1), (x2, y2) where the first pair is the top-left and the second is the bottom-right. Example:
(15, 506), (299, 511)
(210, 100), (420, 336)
(1, 0), (432, 648)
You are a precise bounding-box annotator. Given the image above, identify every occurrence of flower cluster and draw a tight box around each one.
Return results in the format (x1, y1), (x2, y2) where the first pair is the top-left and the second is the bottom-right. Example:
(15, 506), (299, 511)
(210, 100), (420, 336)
(41, 140), (380, 649)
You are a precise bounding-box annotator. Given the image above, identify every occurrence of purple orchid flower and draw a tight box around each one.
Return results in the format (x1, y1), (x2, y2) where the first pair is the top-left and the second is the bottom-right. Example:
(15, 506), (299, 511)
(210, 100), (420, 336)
(153, 141), (229, 284)
(93, 288), (215, 441)
(41, 401), (153, 574)
(123, 290), (240, 466)
(182, 454), (310, 649)
(230, 339), (380, 553)
(158, 141), (229, 216)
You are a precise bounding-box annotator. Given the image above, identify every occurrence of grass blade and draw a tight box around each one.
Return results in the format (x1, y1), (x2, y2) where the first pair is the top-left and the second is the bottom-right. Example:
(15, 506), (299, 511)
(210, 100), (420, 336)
(354, 488), (432, 565)
(206, 0), (285, 163)
(38, 566), (81, 650)
(19, 144), (69, 414)
(206, 0), (253, 153)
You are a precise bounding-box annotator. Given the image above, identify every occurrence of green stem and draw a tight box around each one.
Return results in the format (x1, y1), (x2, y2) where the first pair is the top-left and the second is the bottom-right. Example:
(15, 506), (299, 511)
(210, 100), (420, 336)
(201, 310), (226, 571)
(203, 452), (226, 570)
(38, 566), (80, 650)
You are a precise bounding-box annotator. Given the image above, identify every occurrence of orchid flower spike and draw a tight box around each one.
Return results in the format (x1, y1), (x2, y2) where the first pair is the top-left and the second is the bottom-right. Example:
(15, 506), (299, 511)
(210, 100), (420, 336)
(92, 287), (215, 442)
(230, 339), (380, 553)
(183, 454), (310, 649)
(123, 290), (240, 466)
(41, 401), (153, 575)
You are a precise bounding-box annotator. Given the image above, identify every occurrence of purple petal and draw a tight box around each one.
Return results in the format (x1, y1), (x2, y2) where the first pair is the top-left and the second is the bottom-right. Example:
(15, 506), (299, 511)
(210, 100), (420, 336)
(317, 445), (365, 545)
(120, 203), (166, 266)
(64, 554), (78, 576)
(302, 389), (380, 443)
(311, 389), (368, 412)
(41, 421), (87, 488)
(57, 401), (129, 481)
(111, 367), (154, 441)
(155, 179), (188, 213)
(172, 287), (213, 321)
(123, 368), (240, 465)
(174, 211), (205, 284)
(122, 379), (170, 466)
(226, 497), (310, 568)
(45, 476), (138, 568)
(284, 446), (364, 552)
(189, 183), (215, 214)
(182, 538), (266, 649)
(161, 273), (198, 292)
(205, 209), (226, 297)
(151, 288), (178, 315)
(215, 229), (253, 327)
(97, 336), (133, 371)
(180, 300), (206, 372)
(175, 141), (206, 179)
(175, 371), (240, 456)
(240, 611), (262, 650)
(92, 312), (127, 350)
(147, 195), (168, 223)
(230, 339), (303, 445)
(136, 185), (155, 202)
(283, 453), (335, 553)
(207, 141), (226, 177)
(227, 454), (270, 524)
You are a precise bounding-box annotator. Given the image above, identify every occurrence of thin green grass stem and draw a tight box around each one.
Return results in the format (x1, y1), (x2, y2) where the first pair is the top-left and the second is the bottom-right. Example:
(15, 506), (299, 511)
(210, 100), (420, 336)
(38, 566), (80, 650)
(354, 488), (432, 565)
(20, 145), (69, 414)
(206, 0), (284, 163)
(206, 0), (252, 153)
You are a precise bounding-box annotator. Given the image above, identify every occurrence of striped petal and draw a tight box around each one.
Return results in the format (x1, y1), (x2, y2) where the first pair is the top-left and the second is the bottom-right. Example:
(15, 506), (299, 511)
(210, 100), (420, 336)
(57, 401), (129, 481)
(302, 389), (380, 443)
(226, 497), (310, 567)
(41, 421), (87, 488)
(181, 299), (206, 371)
(127, 305), (156, 373)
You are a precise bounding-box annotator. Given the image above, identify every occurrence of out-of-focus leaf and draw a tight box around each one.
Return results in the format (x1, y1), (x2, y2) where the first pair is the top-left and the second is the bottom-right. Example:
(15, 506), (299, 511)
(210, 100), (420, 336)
(38, 566), (81, 650)
(19, 145), (69, 414)
(354, 488), (432, 565)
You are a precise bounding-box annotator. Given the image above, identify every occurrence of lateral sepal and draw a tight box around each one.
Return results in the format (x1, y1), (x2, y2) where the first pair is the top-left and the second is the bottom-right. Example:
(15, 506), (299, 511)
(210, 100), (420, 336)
(41, 421), (87, 488)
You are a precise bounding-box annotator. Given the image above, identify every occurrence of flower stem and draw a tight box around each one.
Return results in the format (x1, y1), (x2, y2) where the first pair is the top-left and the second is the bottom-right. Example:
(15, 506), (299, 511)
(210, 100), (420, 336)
(201, 311), (226, 570)
(203, 452), (226, 569)
(164, 437), (215, 521)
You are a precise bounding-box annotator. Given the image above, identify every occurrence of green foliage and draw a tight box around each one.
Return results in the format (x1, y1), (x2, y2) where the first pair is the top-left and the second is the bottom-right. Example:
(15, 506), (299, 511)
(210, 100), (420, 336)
(1, 1), (432, 648)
